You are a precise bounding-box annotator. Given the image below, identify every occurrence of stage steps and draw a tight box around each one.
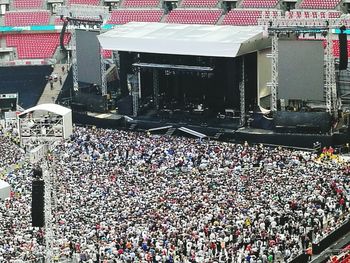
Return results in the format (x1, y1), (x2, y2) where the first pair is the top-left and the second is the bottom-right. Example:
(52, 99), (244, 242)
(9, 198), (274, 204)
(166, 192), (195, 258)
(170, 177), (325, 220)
(129, 123), (137, 130)
(213, 132), (223, 140)
(166, 127), (176, 136)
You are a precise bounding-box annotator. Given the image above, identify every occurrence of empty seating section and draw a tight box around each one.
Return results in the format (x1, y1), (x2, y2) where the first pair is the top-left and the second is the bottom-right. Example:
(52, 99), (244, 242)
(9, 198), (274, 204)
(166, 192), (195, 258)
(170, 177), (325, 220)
(299, 0), (341, 9)
(166, 9), (222, 24)
(102, 49), (112, 58)
(222, 9), (279, 26)
(123, 0), (160, 8)
(4, 11), (50, 26)
(54, 16), (65, 25)
(6, 33), (70, 59)
(67, 0), (100, 5)
(240, 0), (278, 8)
(332, 40), (350, 58)
(107, 9), (163, 24)
(13, 0), (43, 9)
(181, 0), (218, 8)
(286, 10), (341, 19)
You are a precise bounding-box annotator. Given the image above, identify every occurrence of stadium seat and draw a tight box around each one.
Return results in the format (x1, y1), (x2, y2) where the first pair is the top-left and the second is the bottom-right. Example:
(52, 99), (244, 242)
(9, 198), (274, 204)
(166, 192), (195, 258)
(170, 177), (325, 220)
(331, 40), (350, 58)
(6, 33), (70, 59)
(286, 10), (342, 19)
(299, 0), (341, 9)
(102, 49), (112, 58)
(13, 0), (43, 9)
(222, 9), (280, 26)
(123, 0), (160, 8)
(4, 11), (50, 26)
(166, 9), (222, 24)
(181, 0), (219, 8)
(67, 0), (101, 5)
(240, 0), (279, 8)
(107, 9), (163, 24)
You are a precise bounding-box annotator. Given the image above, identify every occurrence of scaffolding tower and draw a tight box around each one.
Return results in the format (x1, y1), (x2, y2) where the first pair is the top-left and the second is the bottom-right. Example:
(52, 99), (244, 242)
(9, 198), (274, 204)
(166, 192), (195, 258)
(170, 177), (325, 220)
(258, 14), (350, 116)
(59, 4), (109, 95)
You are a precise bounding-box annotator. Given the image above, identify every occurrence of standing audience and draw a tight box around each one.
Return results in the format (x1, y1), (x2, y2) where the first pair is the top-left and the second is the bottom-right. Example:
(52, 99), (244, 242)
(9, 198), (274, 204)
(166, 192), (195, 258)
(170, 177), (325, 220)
(0, 127), (349, 263)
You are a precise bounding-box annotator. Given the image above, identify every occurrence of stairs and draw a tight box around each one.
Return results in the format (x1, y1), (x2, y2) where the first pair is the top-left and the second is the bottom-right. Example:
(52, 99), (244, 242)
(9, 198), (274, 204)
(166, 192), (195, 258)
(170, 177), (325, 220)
(129, 123), (137, 130)
(213, 132), (223, 140)
(166, 127), (176, 136)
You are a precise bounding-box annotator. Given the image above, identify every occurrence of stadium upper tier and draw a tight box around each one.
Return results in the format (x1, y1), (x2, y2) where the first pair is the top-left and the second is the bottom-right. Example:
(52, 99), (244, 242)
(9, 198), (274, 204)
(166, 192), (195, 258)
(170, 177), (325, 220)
(240, 0), (279, 8)
(180, 0), (219, 8)
(12, 0), (44, 9)
(6, 33), (70, 59)
(122, 0), (161, 8)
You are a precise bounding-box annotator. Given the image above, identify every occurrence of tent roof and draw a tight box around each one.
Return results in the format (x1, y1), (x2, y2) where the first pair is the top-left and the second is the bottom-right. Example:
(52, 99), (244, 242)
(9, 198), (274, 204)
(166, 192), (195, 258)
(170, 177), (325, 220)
(0, 180), (10, 189)
(19, 103), (71, 117)
(98, 22), (265, 58)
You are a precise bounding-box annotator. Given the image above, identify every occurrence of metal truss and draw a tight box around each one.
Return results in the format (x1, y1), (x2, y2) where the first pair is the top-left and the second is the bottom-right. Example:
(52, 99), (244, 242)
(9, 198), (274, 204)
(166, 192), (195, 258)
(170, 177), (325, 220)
(100, 53), (107, 96)
(259, 15), (350, 115)
(325, 30), (336, 114)
(270, 34), (278, 112)
(43, 161), (54, 263)
(56, 4), (109, 21)
(131, 72), (140, 117)
(153, 70), (160, 110)
(239, 58), (245, 126)
(70, 27), (79, 91)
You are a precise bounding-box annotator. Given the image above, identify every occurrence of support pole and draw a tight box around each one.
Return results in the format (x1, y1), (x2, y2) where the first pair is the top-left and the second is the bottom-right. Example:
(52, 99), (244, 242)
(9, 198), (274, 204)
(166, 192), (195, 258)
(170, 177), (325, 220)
(239, 58), (245, 126)
(271, 33), (278, 112)
(71, 28), (78, 91)
(132, 73), (139, 117)
(43, 158), (53, 263)
(153, 69), (160, 110)
(325, 29), (337, 116)
(100, 51), (107, 96)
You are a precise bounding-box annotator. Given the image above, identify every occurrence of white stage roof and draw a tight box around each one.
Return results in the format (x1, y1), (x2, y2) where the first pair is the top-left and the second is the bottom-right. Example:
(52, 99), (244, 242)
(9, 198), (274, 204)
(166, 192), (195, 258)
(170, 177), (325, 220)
(19, 103), (71, 117)
(98, 22), (265, 58)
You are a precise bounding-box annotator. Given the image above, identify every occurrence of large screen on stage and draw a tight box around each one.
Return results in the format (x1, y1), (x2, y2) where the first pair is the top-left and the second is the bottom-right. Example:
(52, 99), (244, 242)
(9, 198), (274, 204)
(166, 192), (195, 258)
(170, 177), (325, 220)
(76, 29), (102, 85)
(278, 40), (324, 101)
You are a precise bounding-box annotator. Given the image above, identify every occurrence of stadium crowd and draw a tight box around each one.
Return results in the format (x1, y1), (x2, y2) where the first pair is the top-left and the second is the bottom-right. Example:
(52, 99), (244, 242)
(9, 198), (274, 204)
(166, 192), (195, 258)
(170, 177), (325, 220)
(0, 126), (350, 263)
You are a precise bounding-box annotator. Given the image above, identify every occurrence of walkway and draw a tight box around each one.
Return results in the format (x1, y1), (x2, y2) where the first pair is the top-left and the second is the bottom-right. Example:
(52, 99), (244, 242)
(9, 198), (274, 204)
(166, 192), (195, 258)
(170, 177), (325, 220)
(36, 64), (69, 105)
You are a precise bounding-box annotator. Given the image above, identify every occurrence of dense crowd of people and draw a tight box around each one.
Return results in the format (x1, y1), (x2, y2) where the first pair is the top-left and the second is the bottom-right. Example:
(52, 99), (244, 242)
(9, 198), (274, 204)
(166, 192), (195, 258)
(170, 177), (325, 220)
(0, 126), (350, 263)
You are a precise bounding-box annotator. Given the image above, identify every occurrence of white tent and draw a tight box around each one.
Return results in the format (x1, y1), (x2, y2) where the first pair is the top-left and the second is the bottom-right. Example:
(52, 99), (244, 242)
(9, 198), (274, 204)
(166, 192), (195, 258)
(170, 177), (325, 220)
(18, 103), (73, 140)
(0, 180), (11, 200)
(98, 22), (265, 58)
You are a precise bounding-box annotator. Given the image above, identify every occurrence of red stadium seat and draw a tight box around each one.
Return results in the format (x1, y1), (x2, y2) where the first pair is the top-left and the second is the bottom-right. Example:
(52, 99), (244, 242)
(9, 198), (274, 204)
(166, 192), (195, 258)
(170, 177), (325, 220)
(286, 10), (341, 19)
(102, 49), (112, 59)
(107, 9), (163, 24)
(6, 33), (71, 59)
(67, 0), (100, 5)
(13, 0), (43, 9)
(123, 0), (160, 8)
(166, 9), (222, 24)
(181, 0), (219, 8)
(299, 0), (341, 9)
(222, 9), (280, 26)
(240, 0), (279, 8)
(4, 11), (50, 26)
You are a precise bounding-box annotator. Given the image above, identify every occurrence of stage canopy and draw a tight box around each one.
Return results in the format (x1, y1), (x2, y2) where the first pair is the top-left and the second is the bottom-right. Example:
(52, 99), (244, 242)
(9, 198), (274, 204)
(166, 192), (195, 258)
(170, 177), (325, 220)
(98, 22), (266, 58)
(0, 180), (10, 200)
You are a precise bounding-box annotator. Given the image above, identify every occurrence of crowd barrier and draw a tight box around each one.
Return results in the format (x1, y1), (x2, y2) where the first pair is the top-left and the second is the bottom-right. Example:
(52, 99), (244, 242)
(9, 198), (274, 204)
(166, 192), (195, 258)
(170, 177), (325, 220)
(313, 218), (350, 255)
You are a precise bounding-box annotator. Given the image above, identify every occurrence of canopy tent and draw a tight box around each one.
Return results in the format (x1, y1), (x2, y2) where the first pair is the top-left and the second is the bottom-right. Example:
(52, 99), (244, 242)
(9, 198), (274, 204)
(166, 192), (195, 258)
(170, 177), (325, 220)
(0, 180), (10, 200)
(18, 103), (73, 140)
(98, 22), (266, 58)
(19, 103), (71, 117)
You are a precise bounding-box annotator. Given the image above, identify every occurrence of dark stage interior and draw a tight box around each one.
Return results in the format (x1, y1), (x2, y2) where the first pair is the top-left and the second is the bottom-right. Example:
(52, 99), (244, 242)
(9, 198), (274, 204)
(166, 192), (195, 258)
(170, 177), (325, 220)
(118, 51), (257, 128)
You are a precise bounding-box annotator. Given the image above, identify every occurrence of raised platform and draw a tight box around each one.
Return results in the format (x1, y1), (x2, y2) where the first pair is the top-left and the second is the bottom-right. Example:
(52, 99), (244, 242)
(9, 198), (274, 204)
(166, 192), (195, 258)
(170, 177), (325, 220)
(71, 110), (350, 148)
